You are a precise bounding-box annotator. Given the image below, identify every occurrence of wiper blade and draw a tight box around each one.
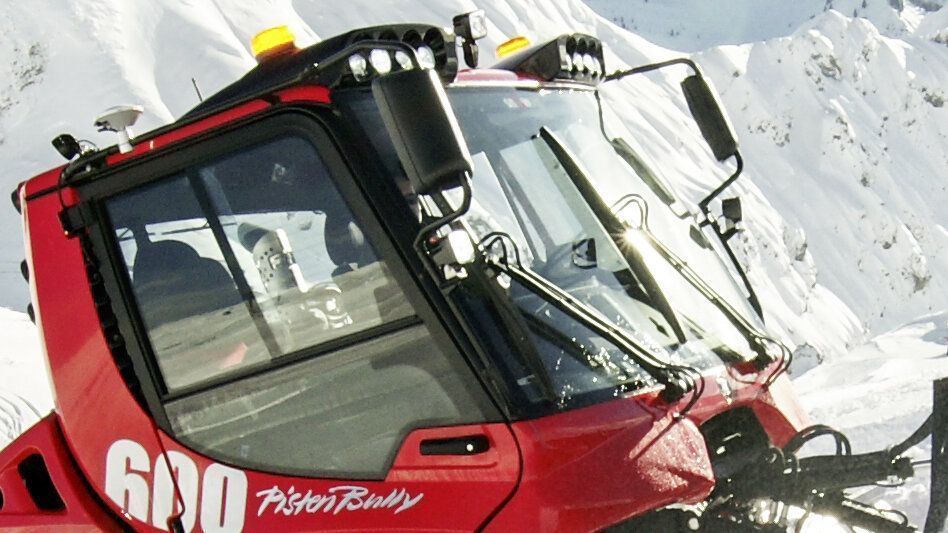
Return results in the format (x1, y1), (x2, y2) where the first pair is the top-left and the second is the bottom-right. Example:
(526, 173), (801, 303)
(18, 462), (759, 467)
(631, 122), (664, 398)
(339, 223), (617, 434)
(536, 126), (689, 345)
(612, 193), (782, 369)
(536, 124), (780, 369)
(481, 233), (698, 404)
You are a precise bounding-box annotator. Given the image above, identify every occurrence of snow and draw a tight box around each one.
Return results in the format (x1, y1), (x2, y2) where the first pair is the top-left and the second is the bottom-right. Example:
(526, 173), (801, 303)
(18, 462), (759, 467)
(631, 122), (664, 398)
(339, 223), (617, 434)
(0, 0), (945, 522)
(793, 311), (948, 526)
(0, 308), (52, 449)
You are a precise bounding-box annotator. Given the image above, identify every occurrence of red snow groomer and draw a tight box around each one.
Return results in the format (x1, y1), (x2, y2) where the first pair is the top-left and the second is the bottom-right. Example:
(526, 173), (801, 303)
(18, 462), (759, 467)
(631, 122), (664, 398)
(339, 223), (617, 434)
(2, 12), (946, 532)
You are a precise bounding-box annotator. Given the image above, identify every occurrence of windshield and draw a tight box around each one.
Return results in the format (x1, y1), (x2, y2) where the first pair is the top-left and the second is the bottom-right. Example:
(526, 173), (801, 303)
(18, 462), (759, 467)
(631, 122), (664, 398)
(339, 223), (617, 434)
(341, 85), (765, 411)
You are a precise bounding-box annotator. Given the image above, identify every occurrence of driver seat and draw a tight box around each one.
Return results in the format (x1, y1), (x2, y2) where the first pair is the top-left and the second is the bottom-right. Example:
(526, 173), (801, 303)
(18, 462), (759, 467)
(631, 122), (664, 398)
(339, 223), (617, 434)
(132, 240), (242, 328)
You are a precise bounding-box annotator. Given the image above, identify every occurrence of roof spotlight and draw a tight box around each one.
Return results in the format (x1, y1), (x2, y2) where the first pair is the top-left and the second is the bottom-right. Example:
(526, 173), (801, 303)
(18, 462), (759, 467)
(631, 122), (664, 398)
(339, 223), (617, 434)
(394, 50), (413, 70)
(582, 53), (596, 73)
(416, 45), (436, 69)
(348, 54), (369, 81)
(493, 33), (606, 85)
(369, 49), (392, 74)
(454, 9), (488, 41)
(453, 9), (488, 68)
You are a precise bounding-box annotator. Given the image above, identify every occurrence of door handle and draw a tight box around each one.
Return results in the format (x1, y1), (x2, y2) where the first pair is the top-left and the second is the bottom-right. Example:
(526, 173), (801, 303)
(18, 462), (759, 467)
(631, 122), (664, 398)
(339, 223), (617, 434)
(419, 435), (490, 456)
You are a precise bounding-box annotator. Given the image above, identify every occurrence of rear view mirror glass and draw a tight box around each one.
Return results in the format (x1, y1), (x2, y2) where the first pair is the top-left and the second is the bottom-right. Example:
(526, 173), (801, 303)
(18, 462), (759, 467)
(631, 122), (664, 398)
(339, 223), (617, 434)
(680, 74), (739, 161)
(372, 69), (472, 195)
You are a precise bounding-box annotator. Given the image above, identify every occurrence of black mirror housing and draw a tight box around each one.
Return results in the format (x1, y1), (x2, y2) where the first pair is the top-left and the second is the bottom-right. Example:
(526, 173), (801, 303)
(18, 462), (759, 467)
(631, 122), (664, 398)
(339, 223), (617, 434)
(680, 74), (739, 162)
(372, 69), (472, 196)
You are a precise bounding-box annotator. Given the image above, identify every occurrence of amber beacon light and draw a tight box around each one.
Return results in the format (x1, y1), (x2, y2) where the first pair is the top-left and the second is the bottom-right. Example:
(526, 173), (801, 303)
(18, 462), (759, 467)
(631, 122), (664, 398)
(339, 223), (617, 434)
(251, 25), (298, 61)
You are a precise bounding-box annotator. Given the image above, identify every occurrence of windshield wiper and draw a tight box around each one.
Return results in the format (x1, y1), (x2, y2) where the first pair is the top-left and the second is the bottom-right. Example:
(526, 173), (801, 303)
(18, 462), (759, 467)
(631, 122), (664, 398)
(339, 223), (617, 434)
(536, 127), (688, 343)
(537, 127), (779, 369)
(480, 233), (699, 404)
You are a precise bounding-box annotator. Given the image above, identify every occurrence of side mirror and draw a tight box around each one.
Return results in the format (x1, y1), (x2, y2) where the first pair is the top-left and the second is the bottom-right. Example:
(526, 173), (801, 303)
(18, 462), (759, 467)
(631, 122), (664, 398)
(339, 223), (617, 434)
(372, 69), (472, 196)
(680, 74), (739, 162)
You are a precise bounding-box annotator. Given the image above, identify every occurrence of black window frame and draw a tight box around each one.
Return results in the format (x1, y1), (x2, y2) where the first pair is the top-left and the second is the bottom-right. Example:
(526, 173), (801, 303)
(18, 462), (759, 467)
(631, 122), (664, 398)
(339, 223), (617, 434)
(79, 108), (504, 468)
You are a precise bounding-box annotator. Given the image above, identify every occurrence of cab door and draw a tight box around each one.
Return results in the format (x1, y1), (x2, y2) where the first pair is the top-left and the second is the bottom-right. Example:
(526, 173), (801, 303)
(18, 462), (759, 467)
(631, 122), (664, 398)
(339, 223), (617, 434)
(89, 111), (521, 531)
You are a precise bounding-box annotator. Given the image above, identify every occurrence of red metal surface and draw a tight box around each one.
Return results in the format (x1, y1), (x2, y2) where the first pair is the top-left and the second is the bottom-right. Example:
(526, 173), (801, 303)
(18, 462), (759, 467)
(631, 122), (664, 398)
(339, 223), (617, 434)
(488, 391), (716, 532)
(277, 85), (332, 104)
(0, 414), (122, 531)
(107, 99), (272, 166)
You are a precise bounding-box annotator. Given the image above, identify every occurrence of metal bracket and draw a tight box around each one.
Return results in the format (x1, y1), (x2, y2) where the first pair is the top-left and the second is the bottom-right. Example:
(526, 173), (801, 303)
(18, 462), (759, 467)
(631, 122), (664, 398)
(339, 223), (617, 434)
(59, 203), (96, 237)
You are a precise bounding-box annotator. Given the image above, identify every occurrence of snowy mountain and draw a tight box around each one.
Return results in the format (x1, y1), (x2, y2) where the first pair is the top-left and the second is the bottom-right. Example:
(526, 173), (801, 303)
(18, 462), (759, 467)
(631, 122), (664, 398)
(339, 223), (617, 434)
(585, 0), (948, 345)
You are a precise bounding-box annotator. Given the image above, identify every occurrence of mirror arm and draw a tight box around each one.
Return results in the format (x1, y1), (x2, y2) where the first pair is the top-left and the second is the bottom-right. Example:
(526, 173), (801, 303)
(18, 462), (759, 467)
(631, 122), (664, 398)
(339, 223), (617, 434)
(693, 153), (762, 318)
(605, 57), (699, 82)
(412, 177), (474, 285)
(698, 151), (743, 213)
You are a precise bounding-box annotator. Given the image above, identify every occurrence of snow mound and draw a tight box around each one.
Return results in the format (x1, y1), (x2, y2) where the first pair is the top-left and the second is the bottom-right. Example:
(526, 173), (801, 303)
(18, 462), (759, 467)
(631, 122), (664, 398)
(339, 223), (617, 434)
(0, 307), (51, 449)
(794, 311), (948, 525)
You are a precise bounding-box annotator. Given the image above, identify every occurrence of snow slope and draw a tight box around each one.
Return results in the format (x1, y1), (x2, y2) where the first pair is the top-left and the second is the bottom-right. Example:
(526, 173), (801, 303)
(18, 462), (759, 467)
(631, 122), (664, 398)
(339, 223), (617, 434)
(694, 8), (948, 335)
(585, 0), (944, 52)
(0, 0), (878, 363)
(0, 308), (51, 449)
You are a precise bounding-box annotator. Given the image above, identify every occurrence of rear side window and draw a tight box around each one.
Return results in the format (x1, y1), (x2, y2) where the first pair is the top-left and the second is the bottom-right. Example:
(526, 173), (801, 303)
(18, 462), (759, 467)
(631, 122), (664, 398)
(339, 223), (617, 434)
(105, 133), (495, 478)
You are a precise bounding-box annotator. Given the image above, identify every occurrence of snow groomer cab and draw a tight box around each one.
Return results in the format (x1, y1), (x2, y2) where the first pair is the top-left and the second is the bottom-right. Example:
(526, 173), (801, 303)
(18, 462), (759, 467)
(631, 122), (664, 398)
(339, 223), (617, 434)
(4, 10), (946, 532)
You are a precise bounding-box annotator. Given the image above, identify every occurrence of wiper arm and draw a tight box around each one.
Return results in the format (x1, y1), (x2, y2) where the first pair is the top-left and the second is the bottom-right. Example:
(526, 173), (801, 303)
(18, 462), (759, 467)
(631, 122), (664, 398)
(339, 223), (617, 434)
(536, 127), (688, 345)
(536, 125), (779, 369)
(481, 233), (698, 403)
(612, 194), (782, 369)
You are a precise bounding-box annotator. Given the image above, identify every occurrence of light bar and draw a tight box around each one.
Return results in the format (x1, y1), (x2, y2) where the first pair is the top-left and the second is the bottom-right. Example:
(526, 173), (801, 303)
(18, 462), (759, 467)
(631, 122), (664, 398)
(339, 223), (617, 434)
(493, 33), (606, 85)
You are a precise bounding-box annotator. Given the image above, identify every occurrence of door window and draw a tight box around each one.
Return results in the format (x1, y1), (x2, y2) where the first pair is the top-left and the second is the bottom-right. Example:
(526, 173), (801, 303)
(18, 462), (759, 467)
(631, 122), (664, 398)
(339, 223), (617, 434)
(106, 133), (495, 478)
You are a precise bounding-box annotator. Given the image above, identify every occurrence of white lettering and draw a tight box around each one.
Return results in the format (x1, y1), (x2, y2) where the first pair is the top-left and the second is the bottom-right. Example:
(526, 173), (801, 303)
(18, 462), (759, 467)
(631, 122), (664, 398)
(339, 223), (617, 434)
(105, 440), (151, 523)
(201, 463), (247, 533)
(105, 440), (247, 532)
(395, 491), (424, 514)
(255, 484), (423, 518)
(151, 451), (198, 531)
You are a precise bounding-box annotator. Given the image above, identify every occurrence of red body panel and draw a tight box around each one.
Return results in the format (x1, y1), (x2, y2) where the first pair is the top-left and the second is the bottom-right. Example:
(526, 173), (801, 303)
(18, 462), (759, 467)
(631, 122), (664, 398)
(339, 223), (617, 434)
(5, 85), (809, 531)
(488, 392), (715, 531)
(0, 415), (122, 531)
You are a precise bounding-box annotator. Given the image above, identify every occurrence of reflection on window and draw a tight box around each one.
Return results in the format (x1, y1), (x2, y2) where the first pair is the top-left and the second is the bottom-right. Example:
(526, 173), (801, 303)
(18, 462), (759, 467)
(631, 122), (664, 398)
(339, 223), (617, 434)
(108, 136), (412, 392)
(107, 134), (495, 478)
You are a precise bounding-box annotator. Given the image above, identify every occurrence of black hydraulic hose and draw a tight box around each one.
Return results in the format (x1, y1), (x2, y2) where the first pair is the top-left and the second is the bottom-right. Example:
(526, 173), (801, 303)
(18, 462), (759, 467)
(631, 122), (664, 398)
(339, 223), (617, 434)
(890, 413), (932, 457)
(783, 424), (852, 456)
(481, 234), (702, 408)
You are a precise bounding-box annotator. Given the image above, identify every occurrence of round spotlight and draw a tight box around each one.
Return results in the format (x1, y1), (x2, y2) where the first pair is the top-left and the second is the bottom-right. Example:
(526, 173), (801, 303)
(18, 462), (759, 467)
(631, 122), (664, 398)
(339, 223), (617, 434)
(394, 50), (413, 70)
(582, 54), (596, 73)
(348, 54), (368, 80)
(572, 52), (583, 72)
(591, 57), (602, 75)
(416, 45), (437, 69)
(369, 49), (392, 75)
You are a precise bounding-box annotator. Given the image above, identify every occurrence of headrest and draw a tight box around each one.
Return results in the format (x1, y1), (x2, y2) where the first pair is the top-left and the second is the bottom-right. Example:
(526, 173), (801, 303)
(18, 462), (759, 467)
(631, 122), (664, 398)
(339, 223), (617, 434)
(323, 216), (373, 268)
(133, 240), (202, 285)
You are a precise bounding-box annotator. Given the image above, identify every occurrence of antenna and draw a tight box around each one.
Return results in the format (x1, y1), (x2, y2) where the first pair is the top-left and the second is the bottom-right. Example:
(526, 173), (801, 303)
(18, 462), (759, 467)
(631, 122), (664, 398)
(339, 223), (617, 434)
(191, 77), (204, 102)
(94, 105), (144, 154)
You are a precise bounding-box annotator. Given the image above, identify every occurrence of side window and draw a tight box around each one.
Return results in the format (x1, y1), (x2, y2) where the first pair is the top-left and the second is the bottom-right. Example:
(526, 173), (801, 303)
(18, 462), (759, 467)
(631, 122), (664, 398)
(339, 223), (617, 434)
(106, 133), (495, 478)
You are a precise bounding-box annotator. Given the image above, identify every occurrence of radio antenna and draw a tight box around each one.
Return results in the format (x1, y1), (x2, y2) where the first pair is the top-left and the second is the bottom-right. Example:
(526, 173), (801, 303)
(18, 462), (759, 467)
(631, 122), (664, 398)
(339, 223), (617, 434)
(191, 77), (204, 102)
